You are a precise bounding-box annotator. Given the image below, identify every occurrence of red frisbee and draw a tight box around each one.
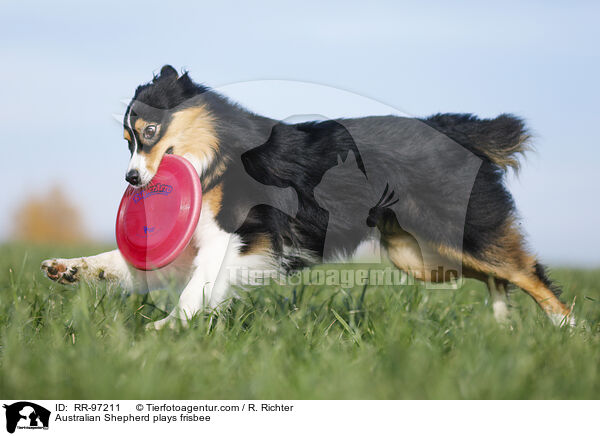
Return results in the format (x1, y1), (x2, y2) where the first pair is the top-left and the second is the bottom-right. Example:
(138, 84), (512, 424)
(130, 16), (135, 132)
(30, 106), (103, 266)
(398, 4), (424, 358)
(116, 155), (202, 270)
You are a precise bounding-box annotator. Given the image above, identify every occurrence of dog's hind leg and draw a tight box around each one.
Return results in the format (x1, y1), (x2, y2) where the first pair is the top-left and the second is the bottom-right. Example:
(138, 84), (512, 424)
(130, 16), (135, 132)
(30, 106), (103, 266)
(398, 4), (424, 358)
(441, 222), (573, 326)
(461, 267), (512, 322)
(489, 224), (573, 326)
(453, 251), (572, 325)
(384, 234), (514, 324)
(505, 265), (574, 326)
(487, 276), (511, 323)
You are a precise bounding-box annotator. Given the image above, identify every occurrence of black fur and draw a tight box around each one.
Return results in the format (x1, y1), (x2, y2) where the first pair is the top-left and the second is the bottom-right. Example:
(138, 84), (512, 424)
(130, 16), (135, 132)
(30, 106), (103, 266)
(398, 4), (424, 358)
(123, 67), (210, 156)
(133, 66), (208, 111)
(130, 66), (533, 272)
(422, 113), (529, 171)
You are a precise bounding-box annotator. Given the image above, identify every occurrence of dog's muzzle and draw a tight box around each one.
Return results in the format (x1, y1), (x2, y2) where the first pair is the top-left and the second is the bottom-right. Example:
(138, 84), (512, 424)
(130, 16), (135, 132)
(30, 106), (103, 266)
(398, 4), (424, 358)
(125, 169), (141, 186)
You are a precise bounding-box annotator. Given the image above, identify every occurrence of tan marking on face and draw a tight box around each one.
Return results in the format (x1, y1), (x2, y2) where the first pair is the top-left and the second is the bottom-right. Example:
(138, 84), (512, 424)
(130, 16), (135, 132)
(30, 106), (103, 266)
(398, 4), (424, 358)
(123, 129), (131, 142)
(133, 117), (161, 150)
(134, 118), (148, 134)
(141, 106), (218, 177)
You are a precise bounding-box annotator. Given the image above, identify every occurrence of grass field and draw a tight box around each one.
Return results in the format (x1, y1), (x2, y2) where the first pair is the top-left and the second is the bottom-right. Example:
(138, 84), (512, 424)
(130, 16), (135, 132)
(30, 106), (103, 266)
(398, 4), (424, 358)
(0, 243), (598, 399)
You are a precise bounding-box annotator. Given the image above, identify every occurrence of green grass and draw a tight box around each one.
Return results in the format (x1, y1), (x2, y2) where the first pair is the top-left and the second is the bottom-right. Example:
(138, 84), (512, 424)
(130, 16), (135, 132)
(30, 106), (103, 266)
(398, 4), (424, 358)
(0, 243), (599, 399)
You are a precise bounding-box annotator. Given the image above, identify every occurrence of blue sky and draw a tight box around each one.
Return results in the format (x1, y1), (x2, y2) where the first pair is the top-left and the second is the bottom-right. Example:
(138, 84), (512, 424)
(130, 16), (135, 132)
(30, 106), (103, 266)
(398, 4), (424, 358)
(1, 1), (598, 265)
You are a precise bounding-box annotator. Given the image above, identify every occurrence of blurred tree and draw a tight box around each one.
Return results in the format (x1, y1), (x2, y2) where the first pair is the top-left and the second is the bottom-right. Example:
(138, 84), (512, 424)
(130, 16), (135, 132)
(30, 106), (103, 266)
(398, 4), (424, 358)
(13, 185), (87, 243)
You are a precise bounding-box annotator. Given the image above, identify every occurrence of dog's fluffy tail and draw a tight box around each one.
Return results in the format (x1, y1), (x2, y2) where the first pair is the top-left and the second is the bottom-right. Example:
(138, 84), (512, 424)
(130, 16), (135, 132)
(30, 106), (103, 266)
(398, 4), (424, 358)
(421, 113), (531, 172)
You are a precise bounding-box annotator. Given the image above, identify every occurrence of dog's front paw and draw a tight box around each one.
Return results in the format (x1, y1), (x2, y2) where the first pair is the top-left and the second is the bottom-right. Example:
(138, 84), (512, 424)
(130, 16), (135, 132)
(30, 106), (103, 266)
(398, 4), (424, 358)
(41, 258), (81, 285)
(145, 315), (188, 331)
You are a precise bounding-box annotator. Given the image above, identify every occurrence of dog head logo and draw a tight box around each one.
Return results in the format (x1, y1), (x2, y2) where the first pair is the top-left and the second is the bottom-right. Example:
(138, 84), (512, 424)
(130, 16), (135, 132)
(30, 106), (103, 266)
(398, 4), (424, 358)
(2, 402), (50, 434)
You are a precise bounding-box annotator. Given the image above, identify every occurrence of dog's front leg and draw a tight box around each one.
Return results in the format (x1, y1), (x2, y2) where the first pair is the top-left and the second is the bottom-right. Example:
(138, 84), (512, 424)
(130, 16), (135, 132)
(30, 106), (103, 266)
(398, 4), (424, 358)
(147, 233), (238, 330)
(147, 267), (214, 330)
(41, 249), (140, 290)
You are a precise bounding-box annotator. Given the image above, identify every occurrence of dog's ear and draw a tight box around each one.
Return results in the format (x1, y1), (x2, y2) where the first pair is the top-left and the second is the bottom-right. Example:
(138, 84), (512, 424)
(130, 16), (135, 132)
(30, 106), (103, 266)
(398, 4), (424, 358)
(156, 65), (179, 82)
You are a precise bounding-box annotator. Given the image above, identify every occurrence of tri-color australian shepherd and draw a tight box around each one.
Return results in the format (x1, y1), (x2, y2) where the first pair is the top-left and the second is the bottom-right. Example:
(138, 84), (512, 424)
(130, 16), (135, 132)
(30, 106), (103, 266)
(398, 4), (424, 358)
(41, 65), (573, 328)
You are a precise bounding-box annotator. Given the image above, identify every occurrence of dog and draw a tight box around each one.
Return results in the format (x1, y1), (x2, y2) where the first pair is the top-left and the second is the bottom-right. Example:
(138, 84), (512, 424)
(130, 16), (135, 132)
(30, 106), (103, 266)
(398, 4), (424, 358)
(41, 65), (573, 328)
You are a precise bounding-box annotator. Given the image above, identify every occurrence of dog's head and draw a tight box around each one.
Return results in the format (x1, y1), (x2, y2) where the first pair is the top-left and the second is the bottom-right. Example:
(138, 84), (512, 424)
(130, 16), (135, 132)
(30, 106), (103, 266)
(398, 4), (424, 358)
(123, 65), (218, 187)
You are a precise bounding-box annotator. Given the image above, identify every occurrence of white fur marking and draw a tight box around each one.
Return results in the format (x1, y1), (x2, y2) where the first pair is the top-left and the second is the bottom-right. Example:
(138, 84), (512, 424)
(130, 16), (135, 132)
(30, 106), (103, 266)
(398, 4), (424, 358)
(125, 104), (154, 186)
(183, 152), (212, 178)
(149, 203), (274, 328)
(549, 312), (576, 328)
(127, 152), (153, 186)
(489, 282), (510, 323)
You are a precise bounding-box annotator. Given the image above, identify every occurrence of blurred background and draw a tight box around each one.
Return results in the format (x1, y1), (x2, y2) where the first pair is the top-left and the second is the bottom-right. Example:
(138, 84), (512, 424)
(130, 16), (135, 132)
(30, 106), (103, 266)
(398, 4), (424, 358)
(1, 0), (598, 266)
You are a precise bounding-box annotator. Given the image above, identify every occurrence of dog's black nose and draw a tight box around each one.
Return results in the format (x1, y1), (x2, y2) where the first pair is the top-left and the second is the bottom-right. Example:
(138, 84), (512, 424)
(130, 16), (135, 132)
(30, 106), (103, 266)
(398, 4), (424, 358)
(126, 169), (141, 185)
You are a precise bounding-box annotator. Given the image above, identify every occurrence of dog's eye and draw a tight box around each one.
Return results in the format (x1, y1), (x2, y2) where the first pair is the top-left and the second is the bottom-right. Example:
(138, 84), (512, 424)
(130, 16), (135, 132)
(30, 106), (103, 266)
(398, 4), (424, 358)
(143, 124), (157, 140)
